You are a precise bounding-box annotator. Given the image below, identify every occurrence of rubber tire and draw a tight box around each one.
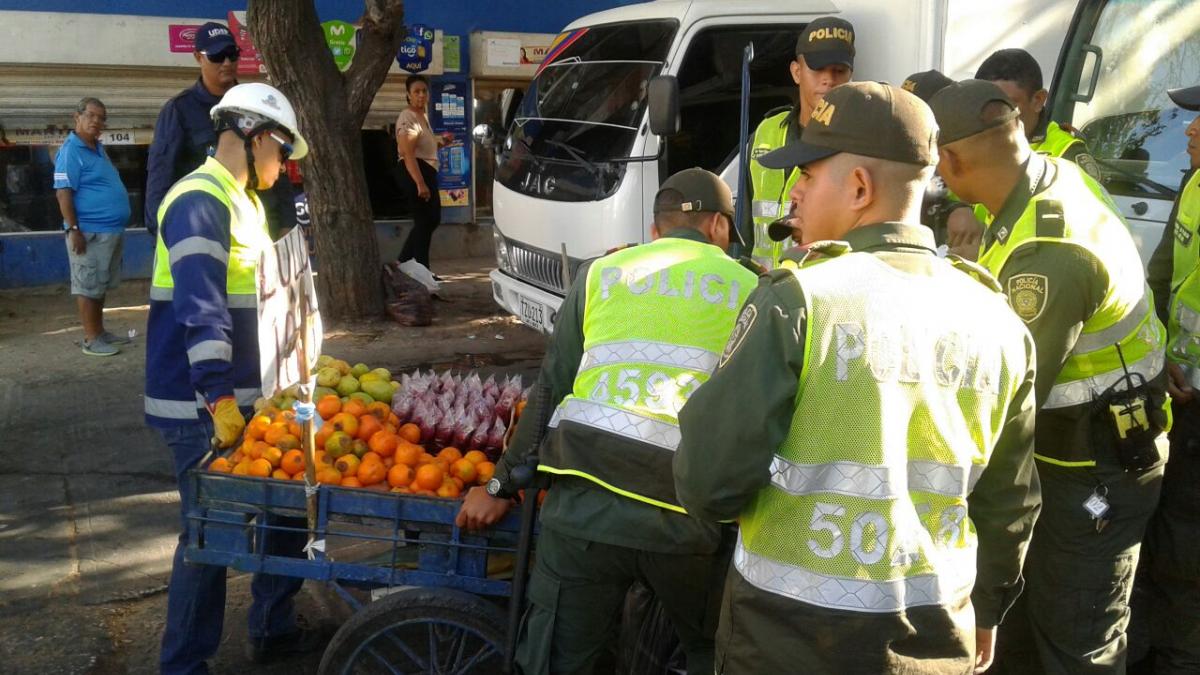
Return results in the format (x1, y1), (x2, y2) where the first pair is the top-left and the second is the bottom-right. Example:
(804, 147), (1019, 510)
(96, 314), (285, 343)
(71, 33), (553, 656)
(318, 587), (508, 675)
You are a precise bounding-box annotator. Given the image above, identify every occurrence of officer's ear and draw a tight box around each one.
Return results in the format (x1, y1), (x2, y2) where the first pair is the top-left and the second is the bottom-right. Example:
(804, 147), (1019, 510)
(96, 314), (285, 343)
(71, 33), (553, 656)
(790, 59), (805, 86)
(650, 220), (662, 241)
(848, 165), (875, 211)
(938, 146), (962, 179)
(1033, 88), (1048, 114)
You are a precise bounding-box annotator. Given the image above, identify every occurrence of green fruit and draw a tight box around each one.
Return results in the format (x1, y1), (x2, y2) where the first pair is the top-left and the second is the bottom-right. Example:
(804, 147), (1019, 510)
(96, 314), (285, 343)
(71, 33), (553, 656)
(351, 363), (370, 378)
(252, 397), (269, 412)
(278, 396), (296, 411)
(352, 439), (370, 459)
(325, 431), (354, 458)
(359, 373), (383, 384)
(331, 359), (351, 375)
(390, 380), (401, 391)
(362, 380), (394, 403)
(336, 375), (361, 397)
(284, 384), (301, 399)
(316, 367), (342, 388)
(350, 392), (375, 406)
(369, 368), (392, 382)
(316, 354), (334, 369)
(314, 386), (338, 401)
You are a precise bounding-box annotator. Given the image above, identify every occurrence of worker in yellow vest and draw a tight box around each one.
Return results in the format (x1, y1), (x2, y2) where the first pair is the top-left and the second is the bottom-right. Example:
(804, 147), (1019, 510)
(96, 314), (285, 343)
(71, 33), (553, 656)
(1142, 83), (1200, 673)
(931, 79), (1169, 674)
(947, 49), (1105, 260)
(675, 81), (1041, 674)
(745, 16), (854, 270)
(457, 168), (757, 674)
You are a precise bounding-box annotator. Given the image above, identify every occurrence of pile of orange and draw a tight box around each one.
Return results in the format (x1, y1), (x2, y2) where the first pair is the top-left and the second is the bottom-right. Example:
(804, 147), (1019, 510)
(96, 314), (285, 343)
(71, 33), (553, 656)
(207, 394), (496, 500)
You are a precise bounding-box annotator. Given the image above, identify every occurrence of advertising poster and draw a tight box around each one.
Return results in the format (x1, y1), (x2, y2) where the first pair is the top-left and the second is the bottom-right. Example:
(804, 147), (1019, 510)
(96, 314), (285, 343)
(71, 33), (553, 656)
(322, 20), (356, 71)
(256, 228), (323, 397)
(227, 11), (267, 76)
(168, 24), (202, 53)
(429, 80), (470, 208)
(397, 24), (434, 73)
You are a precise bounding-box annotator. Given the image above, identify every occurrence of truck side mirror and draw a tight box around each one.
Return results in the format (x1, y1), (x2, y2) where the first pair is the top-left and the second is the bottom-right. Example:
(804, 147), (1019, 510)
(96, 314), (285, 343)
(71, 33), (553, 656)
(500, 88), (524, 129)
(648, 75), (680, 137)
(472, 123), (497, 148)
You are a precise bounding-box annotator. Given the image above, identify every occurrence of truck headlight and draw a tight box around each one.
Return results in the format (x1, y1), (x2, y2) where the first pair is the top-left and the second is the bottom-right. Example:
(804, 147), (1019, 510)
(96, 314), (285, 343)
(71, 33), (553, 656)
(493, 227), (510, 272)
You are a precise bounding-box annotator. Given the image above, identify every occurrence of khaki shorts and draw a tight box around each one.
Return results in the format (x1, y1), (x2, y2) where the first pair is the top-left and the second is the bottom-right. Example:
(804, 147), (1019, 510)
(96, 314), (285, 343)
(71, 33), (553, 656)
(67, 231), (124, 298)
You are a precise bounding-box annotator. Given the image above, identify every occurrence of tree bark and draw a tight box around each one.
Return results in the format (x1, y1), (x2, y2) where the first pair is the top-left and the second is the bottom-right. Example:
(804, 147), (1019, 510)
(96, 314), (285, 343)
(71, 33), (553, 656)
(248, 0), (406, 319)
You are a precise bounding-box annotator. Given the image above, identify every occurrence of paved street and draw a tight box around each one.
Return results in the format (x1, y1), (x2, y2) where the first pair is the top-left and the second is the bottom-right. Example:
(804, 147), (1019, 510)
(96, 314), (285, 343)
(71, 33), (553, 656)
(0, 258), (545, 673)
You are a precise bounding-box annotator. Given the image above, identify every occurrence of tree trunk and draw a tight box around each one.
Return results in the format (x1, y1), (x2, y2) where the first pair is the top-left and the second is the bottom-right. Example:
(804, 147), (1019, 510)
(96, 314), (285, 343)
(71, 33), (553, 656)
(248, 0), (406, 319)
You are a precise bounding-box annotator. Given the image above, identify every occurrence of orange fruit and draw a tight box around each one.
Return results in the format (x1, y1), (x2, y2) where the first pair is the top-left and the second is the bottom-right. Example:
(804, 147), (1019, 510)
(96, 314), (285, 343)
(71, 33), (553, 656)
(342, 399), (368, 418)
(438, 447), (463, 464)
(388, 413), (401, 427)
(316, 395), (342, 420)
(271, 468), (291, 480)
(315, 424), (334, 449)
(383, 456), (395, 469)
(316, 467), (343, 485)
(390, 485), (410, 494)
(516, 400), (527, 418)
(418, 453), (436, 465)
(450, 458), (477, 484)
(262, 446), (284, 468)
(281, 449), (305, 475)
(463, 450), (487, 465)
(209, 457), (232, 473)
(475, 461), (496, 485)
(246, 415), (272, 441)
(367, 402), (392, 421)
(330, 412), (360, 437)
(369, 431), (400, 458)
(248, 458), (273, 478)
(292, 471), (307, 481)
(263, 423), (291, 446)
(315, 450), (332, 468)
(334, 454), (361, 477)
(387, 464), (414, 488)
(394, 442), (423, 467)
(341, 476), (363, 488)
(360, 451), (383, 466)
(451, 476), (465, 490)
(437, 481), (461, 499)
(233, 460), (253, 475)
(356, 415), (383, 442)
(415, 463), (445, 491)
(357, 460), (387, 486)
(398, 423), (421, 444)
(230, 451), (245, 465)
(286, 420), (303, 439)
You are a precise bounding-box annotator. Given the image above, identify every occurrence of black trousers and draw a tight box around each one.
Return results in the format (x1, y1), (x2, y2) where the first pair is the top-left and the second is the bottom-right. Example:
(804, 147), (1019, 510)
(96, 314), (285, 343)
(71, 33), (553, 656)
(397, 159), (441, 269)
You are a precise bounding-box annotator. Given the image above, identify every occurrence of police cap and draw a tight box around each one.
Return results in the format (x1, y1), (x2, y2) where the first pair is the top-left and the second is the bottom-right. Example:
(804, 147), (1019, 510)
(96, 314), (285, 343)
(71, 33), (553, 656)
(758, 81), (937, 170)
(928, 79), (1020, 145)
(654, 168), (734, 219)
(901, 70), (954, 103)
(795, 16), (855, 70)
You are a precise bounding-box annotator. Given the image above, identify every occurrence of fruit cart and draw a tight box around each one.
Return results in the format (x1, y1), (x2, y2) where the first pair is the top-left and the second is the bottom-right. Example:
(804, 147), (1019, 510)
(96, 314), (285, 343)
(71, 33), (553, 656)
(183, 463), (538, 674)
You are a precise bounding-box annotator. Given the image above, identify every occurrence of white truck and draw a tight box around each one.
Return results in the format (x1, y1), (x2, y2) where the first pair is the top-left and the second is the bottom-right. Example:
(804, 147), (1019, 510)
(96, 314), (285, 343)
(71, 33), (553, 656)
(476, 0), (1188, 333)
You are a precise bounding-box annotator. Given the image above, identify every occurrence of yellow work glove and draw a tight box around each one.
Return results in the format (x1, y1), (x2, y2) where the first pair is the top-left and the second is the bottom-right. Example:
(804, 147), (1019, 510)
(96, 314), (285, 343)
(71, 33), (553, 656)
(208, 396), (246, 448)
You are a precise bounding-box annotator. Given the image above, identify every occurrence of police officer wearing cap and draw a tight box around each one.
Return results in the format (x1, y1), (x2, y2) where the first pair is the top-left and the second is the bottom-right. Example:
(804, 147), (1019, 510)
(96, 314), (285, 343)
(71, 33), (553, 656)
(746, 16), (854, 271)
(1142, 83), (1200, 673)
(930, 79), (1169, 674)
(900, 69), (967, 241)
(675, 81), (1041, 674)
(456, 168), (756, 674)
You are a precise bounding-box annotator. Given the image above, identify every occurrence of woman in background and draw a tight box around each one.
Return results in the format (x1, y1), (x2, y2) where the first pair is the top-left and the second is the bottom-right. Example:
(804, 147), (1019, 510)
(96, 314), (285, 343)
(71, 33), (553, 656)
(395, 74), (448, 275)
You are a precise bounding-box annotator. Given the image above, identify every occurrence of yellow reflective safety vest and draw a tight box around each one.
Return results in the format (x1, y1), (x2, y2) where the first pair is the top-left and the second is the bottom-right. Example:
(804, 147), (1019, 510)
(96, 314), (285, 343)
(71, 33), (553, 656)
(1167, 172), (1200, 386)
(978, 158), (1166, 421)
(539, 235), (757, 512)
(735, 243), (1032, 614)
(749, 110), (800, 271)
(973, 122), (1091, 225)
(151, 157), (270, 305)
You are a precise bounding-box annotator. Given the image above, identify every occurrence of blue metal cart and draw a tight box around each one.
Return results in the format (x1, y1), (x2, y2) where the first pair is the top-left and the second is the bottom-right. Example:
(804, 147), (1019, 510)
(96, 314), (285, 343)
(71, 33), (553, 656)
(184, 468), (528, 674)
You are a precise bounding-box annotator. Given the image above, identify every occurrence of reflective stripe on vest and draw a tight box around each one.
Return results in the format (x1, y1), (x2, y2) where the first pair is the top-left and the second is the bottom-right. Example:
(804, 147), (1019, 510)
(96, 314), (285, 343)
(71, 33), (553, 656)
(538, 237), (757, 511)
(978, 158), (1166, 411)
(736, 247), (1030, 613)
(1170, 171), (1200, 291)
(734, 532), (976, 613)
(149, 284), (258, 307)
(748, 111), (799, 270)
(144, 387), (260, 420)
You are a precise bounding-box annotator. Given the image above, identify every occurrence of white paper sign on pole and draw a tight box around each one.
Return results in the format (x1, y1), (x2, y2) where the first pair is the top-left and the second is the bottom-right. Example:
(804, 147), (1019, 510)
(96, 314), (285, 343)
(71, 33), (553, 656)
(256, 228), (323, 397)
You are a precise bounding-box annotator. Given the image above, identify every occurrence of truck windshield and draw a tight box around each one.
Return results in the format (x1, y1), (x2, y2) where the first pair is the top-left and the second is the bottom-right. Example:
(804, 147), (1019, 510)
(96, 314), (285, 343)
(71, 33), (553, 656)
(496, 20), (678, 202)
(1055, 0), (1200, 199)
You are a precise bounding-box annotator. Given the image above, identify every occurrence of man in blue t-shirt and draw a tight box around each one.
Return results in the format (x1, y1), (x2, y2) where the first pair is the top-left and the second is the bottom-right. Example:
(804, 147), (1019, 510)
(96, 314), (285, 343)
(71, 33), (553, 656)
(54, 97), (131, 356)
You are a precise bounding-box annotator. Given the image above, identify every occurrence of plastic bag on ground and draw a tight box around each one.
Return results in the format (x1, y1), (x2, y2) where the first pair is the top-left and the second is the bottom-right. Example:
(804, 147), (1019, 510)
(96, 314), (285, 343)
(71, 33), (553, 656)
(383, 262), (434, 327)
(397, 259), (440, 294)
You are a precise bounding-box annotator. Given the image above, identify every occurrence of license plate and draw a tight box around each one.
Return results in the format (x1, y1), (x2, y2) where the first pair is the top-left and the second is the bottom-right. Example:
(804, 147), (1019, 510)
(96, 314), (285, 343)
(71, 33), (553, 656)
(518, 296), (545, 331)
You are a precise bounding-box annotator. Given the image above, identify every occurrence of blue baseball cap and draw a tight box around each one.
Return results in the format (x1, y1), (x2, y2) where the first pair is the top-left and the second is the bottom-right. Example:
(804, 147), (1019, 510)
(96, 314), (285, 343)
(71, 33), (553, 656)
(195, 22), (237, 54)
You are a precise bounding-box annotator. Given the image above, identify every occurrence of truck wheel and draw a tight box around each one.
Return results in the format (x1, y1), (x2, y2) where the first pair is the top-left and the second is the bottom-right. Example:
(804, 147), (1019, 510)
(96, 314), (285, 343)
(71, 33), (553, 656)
(318, 587), (507, 675)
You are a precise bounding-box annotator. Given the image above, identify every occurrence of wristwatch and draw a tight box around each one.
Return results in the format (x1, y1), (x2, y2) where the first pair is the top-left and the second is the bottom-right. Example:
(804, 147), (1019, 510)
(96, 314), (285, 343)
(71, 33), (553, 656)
(65, 225), (80, 234)
(486, 477), (512, 499)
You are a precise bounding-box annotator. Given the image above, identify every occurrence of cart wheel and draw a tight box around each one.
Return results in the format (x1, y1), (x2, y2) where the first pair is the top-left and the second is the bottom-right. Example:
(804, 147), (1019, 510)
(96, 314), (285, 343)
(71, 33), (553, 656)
(318, 587), (507, 675)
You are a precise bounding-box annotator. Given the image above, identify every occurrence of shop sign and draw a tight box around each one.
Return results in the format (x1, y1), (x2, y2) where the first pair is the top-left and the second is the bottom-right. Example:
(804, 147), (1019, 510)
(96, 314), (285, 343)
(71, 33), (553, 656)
(443, 35), (461, 72)
(430, 81), (470, 208)
(257, 227), (323, 396)
(397, 24), (434, 74)
(168, 24), (203, 53)
(227, 11), (268, 76)
(322, 20), (357, 71)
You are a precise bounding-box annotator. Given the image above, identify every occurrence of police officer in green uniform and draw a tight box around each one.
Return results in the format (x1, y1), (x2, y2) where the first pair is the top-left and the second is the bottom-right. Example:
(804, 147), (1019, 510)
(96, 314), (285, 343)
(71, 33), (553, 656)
(947, 49), (1105, 260)
(674, 81), (1042, 675)
(745, 16), (854, 270)
(1142, 83), (1200, 673)
(456, 168), (757, 674)
(931, 79), (1169, 674)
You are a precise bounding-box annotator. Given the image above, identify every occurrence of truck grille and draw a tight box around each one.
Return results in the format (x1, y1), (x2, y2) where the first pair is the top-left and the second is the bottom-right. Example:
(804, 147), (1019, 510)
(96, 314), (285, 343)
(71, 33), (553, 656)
(506, 239), (581, 295)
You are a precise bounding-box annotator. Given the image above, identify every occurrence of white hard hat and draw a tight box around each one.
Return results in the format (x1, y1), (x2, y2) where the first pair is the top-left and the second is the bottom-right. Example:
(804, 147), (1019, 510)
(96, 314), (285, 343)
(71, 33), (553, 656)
(211, 82), (309, 159)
